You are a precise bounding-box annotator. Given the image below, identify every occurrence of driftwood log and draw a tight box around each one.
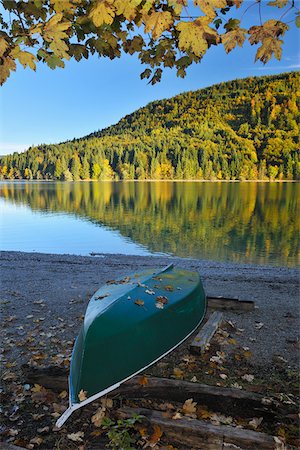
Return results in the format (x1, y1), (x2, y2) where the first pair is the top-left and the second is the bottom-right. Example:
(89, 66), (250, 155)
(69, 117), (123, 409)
(22, 365), (279, 419)
(190, 310), (223, 354)
(116, 407), (285, 450)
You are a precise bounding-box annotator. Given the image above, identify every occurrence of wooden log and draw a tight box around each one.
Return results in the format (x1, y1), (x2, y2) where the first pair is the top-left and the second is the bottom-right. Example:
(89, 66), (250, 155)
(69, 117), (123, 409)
(21, 365), (278, 419)
(0, 444), (27, 450)
(190, 311), (223, 354)
(115, 407), (282, 450)
(22, 364), (68, 391)
(207, 295), (255, 312)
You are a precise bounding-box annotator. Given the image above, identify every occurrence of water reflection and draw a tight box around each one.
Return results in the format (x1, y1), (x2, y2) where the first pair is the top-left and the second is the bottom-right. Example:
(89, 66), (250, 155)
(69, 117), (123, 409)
(0, 181), (299, 266)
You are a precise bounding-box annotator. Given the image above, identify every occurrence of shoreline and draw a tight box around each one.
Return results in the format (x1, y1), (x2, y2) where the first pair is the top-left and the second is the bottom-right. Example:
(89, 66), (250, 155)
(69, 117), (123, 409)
(0, 179), (299, 183)
(1, 250), (299, 369)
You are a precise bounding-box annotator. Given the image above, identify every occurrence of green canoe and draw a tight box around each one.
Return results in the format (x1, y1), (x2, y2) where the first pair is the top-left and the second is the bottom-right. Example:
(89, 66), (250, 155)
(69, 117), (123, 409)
(56, 264), (206, 427)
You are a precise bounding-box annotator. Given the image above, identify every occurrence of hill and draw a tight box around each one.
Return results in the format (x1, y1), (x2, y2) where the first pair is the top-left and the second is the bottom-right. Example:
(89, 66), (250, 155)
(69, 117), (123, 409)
(1, 71), (299, 181)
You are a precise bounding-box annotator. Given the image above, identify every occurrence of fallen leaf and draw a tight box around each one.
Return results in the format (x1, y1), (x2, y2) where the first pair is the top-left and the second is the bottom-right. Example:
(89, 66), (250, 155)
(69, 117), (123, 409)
(164, 285), (174, 292)
(31, 384), (43, 393)
(190, 376), (197, 382)
(59, 390), (68, 399)
(231, 382), (243, 390)
(243, 350), (252, 359)
(242, 374), (254, 382)
(8, 429), (19, 436)
(134, 299), (144, 306)
(197, 406), (212, 420)
(91, 406), (106, 427)
(148, 423), (163, 444)
(248, 417), (263, 429)
(101, 397), (113, 408)
(156, 295), (168, 304)
(172, 411), (182, 420)
(255, 322), (264, 330)
(138, 375), (149, 386)
(30, 436), (44, 445)
(145, 289), (155, 295)
(78, 389), (87, 402)
(182, 398), (197, 417)
(211, 413), (233, 425)
(220, 373), (228, 380)
(173, 368), (184, 379)
(67, 431), (84, 442)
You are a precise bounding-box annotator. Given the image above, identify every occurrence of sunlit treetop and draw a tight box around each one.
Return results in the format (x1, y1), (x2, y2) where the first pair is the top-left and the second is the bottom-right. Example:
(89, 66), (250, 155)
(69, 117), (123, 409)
(0, 0), (299, 85)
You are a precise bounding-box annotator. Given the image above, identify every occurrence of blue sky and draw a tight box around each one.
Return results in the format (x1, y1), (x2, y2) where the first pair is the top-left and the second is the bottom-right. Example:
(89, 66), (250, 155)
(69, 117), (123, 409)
(0, 2), (299, 155)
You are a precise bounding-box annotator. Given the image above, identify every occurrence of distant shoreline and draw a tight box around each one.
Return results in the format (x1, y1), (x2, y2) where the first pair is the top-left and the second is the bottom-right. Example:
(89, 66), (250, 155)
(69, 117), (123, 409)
(0, 179), (299, 183)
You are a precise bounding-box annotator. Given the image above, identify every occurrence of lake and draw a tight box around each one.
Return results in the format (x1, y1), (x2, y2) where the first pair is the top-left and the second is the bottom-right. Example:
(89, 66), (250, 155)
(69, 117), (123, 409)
(0, 181), (299, 267)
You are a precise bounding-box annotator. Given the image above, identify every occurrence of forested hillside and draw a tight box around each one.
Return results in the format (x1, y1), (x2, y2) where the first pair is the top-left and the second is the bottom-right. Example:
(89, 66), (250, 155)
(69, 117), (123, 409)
(1, 72), (299, 181)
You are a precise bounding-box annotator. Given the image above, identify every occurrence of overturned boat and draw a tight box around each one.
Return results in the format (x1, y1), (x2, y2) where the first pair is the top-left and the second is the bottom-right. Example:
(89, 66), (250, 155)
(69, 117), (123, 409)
(56, 263), (206, 427)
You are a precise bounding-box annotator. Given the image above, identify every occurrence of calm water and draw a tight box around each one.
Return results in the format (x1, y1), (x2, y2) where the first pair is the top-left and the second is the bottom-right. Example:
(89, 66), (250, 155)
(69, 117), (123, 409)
(0, 181), (299, 267)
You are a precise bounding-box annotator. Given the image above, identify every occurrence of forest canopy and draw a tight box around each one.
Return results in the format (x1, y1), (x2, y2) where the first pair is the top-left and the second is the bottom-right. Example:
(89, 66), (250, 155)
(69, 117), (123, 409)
(1, 71), (299, 181)
(0, 0), (299, 85)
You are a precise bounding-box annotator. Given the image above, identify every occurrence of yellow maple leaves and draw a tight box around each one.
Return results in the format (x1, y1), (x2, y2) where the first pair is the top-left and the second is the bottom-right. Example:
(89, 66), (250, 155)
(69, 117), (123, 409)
(177, 17), (219, 57)
(10, 46), (37, 70)
(0, 0), (297, 86)
(89, 0), (115, 27)
(144, 11), (174, 39)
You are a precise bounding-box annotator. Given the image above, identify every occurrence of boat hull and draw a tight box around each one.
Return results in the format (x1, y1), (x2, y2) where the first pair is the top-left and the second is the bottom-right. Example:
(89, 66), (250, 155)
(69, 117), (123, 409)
(56, 265), (206, 427)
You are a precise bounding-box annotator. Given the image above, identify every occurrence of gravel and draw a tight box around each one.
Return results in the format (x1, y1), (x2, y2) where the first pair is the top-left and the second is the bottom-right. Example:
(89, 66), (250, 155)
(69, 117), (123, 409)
(1, 250), (299, 368)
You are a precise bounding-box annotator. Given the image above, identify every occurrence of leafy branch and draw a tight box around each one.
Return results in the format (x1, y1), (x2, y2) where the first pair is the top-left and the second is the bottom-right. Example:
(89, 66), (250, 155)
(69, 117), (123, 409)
(0, 0), (299, 86)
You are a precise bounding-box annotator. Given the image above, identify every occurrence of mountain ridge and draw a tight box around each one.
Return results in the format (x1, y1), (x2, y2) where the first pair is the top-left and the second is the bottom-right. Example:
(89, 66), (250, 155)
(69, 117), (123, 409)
(1, 71), (299, 180)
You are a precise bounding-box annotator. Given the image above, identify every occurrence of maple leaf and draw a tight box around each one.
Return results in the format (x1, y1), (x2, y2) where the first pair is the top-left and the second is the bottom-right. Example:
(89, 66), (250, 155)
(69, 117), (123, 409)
(67, 431), (84, 442)
(31, 384), (43, 392)
(156, 295), (168, 304)
(43, 13), (71, 42)
(10, 46), (37, 70)
(101, 397), (113, 408)
(255, 37), (283, 63)
(134, 299), (144, 306)
(242, 374), (254, 382)
(167, 0), (184, 16)
(141, 0), (157, 15)
(176, 18), (219, 58)
(30, 437), (44, 445)
(89, 0), (115, 27)
(124, 36), (144, 55)
(0, 36), (9, 58)
(194, 0), (227, 18)
(164, 285), (174, 291)
(58, 390), (68, 399)
(182, 398), (197, 417)
(268, 0), (289, 7)
(227, 0), (242, 6)
(50, 0), (81, 13)
(172, 411), (182, 419)
(148, 424), (163, 444)
(78, 389), (87, 401)
(69, 43), (89, 61)
(50, 39), (69, 59)
(138, 375), (149, 386)
(249, 19), (288, 63)
(144, 11), (173, 40)
(114, 0), (142, 21)
(91, 406), (106, 427)
(248, 417), (263, 429)
(173, 367), (184, 379)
